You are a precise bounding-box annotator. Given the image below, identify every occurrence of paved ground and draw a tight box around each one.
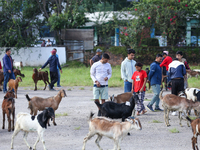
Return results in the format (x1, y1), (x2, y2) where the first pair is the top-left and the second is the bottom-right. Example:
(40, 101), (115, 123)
(0, 86), (195, 150)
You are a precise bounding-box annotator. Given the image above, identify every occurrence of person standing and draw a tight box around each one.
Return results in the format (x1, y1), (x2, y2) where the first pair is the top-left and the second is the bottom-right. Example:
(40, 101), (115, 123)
(50, 48), (61, 87)
(39, 50), (62, 91)
(176, 51), (190, 89)
(90, 53), (112, 106)
(2, 48), (15, 93)
(90, 49), (102, 66)
(41, 40), (45, 47)
(146, 54), (163, 112)
(131, 62), (147, 115)
(160, 51), (172, 89)
(45, 39), (52, 47)
(121, 49), (136, 93)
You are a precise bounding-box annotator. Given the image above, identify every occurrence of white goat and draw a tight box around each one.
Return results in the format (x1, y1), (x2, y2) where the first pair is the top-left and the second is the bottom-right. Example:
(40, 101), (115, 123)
(82, 112), (142, 150)
(185, 88), (200, 102)
(13, 61), (23, 70)
(11, 107), (55, 150)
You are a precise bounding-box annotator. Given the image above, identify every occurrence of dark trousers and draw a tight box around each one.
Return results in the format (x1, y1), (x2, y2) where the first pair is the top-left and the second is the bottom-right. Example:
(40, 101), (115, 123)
(171, 78), (184, 95)
(50, 71), (58, 89)
(3, 71), (15, 92)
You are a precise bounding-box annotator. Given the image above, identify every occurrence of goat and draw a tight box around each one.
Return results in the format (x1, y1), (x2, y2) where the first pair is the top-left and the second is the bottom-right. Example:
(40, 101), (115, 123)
(160, 75), (168, 91)
(13, 60), (23, 70)
(82, 112), (142, 150)
(0, 69), (24, 91)
(187, 70), (200, 78)
(2, 91), (15, 132)
(11, 107), (55, 150)
(95, 94), (138, 122)
(25, 89), (67, 126)
(159, 90), (200, 127)
(32, 68), (50, 91)
(8, 77), (22, 99)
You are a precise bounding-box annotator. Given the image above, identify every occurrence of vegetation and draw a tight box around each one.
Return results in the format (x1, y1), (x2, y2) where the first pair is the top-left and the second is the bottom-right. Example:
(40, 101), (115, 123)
(169, 128), (179, 133)
(151, 120), (163, 123)
(55, 112), (68, 118)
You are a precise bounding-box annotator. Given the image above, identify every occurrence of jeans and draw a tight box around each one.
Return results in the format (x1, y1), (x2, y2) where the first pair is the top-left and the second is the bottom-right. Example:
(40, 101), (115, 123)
(57, 69), (61, 86)
(3, 71), (15, 92)
(166, 71), (171, 88)
(50, 71), (58, 89)
(148, 84), (160, 109)
(124, 81), (132, 93)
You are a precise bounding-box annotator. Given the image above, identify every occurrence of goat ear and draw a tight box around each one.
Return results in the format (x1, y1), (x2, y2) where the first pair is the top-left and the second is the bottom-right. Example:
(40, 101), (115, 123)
(194, 89), (197, 96)
(4, 96), (7, 99)
(42, 109), (48, 122)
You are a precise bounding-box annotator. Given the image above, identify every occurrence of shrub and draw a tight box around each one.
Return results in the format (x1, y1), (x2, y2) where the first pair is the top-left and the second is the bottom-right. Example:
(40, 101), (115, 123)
(108, 46), (127, 57)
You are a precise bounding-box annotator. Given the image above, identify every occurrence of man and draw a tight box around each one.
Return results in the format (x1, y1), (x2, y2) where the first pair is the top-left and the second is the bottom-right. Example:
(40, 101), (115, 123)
(45, 39), (52, 47)
(50, 48), (61, 87)
(90, 53), (112, 106)
(3, 48), (15, 93)
(39, 50), (62, 91)
(146, 54), (163, 112)
(160, 51), (172, 89)
(121, 49), (136, 93)
(176, 51), (190, 89)
(168, 58), (186, 96)
(90, 49), (102, 66)
(41, 40), (45, 47)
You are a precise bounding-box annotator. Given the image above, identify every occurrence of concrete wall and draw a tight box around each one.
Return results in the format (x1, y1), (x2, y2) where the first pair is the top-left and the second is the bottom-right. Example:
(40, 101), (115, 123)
(0, 47), (66, 66)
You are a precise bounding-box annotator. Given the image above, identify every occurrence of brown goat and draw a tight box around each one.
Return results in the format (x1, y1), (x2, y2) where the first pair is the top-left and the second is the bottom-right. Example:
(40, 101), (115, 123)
(0, 69), (25, 91)
(2, 91), (15, 132)
(25, 89), (67, 126)
(160, 90), (200, 127)
(187, 70), (200, 78)
(186, 117), (200, 150)
(8, 77), (22, 99)
(110, 92), (133, 103)
(32, 68), (50, 91)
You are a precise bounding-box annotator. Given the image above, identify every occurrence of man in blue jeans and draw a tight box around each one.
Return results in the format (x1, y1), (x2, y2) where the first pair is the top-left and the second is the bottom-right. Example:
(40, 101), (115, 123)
(121, 49), (136, 93)
(3, 48), (15, 93)
(146, 54), (163, 112)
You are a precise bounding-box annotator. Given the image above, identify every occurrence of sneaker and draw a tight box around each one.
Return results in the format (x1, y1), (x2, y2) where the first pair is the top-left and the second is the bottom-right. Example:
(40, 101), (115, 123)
(171, 111), (177, 116)
(57, 85), (62, 87)
(49, 88), (56, 91)
(146, 105), (154, 112)
(154, 108), (163, 111)
(141, 109), (147, 115)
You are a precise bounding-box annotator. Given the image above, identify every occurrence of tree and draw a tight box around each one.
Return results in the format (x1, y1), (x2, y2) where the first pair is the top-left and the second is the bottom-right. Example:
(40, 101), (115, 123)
(0, 0), (42, 48)
(118, 0), (200, 48)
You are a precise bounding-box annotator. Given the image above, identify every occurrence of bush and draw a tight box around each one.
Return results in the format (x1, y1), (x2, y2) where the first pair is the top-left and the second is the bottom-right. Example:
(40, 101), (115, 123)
(94, 46), (106, 52)
(141, 38), (159, 46)
(108, 46), (127, 57)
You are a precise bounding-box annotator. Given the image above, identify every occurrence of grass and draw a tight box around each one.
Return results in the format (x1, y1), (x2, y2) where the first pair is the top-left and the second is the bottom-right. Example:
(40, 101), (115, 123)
(150, 120), (162, 123)
(74, 126), (81, 130)
(12, 62), (200, 88)
(80, 87), (85, 90)
(55, 112), (68, 118)
(144, 98), (151, 101)
(67, 88), (72, 91)
(169, 128), (179, 133)
(188, 116), (198, 120)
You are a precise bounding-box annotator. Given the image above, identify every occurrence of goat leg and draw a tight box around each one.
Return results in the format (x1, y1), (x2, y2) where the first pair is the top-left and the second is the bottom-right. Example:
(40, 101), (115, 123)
(12, 110), (15, 131)
(43, 81), (47, 90)
(23, 132), (31, 149)
(34, 81), (37, 91)
(33, 134), (40, 150)
(53, 117), (57, 126)
(166, 109), (170, 126)
(11, 125), (21, 149)
(7, 113), (11, 132)
(2, 112), (5, 129)
(95, 135), (103, 150)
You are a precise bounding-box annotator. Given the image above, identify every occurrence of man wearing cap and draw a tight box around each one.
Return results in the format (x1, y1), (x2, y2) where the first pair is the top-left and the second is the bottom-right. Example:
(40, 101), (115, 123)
(90, 49), (102, 66)
(160, 51), (172, 89)
(39, 50), (62, 91)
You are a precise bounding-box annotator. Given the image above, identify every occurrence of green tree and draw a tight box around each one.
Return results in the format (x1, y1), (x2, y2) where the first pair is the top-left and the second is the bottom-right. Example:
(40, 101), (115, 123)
(119, 0), (200, 48)
(0, 0), (42, 48)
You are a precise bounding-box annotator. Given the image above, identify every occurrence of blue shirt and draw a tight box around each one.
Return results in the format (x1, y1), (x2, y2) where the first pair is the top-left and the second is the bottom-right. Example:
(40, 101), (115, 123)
(92, 55), (102, 63)
(168, 60), (186, 79)
(49, 54), (59, 69)
(42, 55), (61, 72)
(148, 61), (162, 85)
(3, 54), (13, 72)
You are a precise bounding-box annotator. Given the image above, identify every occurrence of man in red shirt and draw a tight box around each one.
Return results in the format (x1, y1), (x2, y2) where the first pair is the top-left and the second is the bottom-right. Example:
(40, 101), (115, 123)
(131, 62), (147, 115)
(160, 51), (172, 71)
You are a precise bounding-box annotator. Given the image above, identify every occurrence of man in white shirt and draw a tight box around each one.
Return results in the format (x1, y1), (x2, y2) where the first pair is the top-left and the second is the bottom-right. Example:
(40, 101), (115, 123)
(90, 53), (112, 106)
(121, 49), (136, 93)
(45, 39), (52, 47)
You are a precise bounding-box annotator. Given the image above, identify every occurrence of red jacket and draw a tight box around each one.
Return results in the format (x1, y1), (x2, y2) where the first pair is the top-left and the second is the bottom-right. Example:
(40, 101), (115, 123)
(160, 56), (172, 71)
(0, 61), (2, 69)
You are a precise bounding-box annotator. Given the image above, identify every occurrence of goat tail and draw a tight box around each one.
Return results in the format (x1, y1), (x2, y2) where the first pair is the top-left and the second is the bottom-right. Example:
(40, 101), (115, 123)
(25, 94), (31, 101)
(94, 101), (102, 109)
(89, 112), (94, 121)
(159, 90), (164, 101)
(186, 116), (192, 123)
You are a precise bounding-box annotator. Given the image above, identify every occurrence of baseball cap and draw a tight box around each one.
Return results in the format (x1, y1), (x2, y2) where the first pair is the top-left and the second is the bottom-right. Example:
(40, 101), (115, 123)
(96, 49), (102, 52)
(51, 50), (56, 55)
(163, 51), (169, 55)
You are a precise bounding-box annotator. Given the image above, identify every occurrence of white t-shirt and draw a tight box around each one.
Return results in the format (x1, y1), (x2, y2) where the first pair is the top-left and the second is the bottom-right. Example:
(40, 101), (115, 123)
(90, 61), (112, 85)
(45, 41), (52, 47)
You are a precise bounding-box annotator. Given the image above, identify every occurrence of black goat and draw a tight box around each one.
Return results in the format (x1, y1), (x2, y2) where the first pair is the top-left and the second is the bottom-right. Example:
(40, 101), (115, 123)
(95, 94), (139, 122)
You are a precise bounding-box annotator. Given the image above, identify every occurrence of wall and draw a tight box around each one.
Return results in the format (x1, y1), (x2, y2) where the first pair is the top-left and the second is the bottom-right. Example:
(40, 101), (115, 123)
(0, 47), (66, 66)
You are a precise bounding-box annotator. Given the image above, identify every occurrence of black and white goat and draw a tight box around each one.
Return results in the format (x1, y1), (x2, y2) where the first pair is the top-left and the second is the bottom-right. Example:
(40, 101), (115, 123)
(82, 112), (142, 150)
(95, 94), (138, 122)
(11, 107), (55, 150)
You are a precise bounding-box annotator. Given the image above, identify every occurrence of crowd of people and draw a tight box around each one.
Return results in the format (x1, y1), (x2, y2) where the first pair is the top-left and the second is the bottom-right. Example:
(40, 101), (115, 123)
(90, 48), (191, 116)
